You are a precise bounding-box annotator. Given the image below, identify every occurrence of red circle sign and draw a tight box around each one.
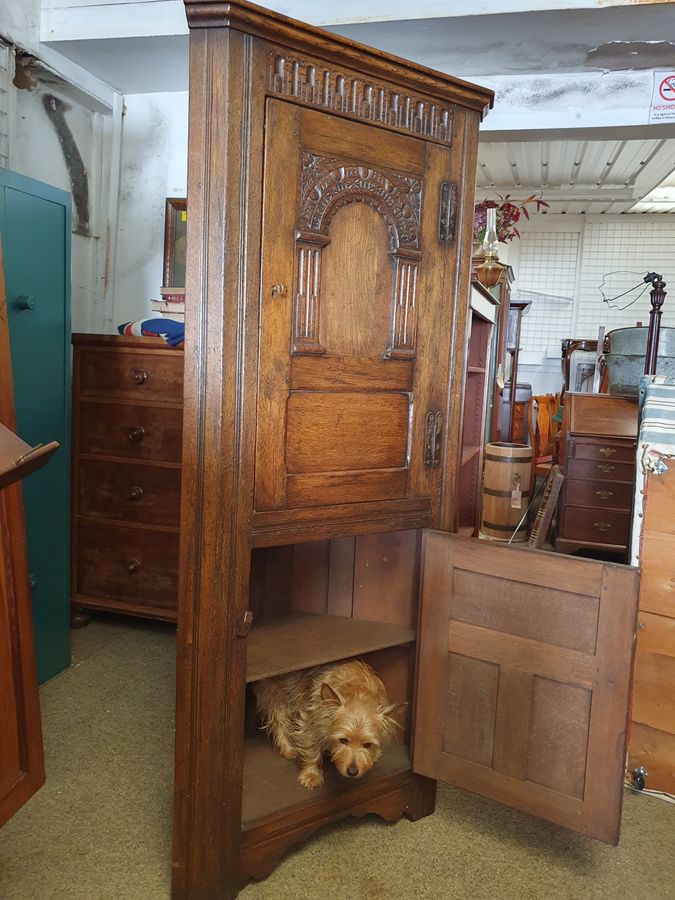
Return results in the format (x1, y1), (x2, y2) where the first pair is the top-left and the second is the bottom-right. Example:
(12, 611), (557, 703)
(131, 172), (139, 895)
(658, 75), (675, 102)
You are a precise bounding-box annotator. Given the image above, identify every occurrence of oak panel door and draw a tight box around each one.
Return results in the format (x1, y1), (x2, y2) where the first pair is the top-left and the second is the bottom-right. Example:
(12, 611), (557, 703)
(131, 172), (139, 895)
(255, 100), (459, 521)
(414, 532), (639, 844)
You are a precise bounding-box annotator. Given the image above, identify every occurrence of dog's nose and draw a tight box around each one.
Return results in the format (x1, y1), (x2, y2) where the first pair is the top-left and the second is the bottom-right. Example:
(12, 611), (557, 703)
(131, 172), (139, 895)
(347, 765), (358, 777)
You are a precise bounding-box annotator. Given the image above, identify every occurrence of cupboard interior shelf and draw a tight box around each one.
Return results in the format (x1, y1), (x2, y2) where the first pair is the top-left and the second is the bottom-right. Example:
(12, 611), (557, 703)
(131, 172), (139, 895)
(242, 736), (411, 830)
(461, 445), (480, 466)
(247, 614), (415, 684)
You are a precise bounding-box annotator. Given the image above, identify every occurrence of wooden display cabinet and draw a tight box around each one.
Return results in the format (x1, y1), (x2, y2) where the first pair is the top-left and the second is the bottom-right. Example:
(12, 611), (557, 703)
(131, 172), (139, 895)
(457, 281), (499, 536)
(173, 4), (641, 898)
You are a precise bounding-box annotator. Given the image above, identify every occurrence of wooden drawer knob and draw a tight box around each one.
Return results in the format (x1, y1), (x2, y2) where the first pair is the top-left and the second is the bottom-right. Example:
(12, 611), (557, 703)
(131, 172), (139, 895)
(127, 559), (142, 574)
(593, 521), (612, 533)
(131, 369), (148, 384)
(127, 425), (145, 443)
(127, 486), (144, 501)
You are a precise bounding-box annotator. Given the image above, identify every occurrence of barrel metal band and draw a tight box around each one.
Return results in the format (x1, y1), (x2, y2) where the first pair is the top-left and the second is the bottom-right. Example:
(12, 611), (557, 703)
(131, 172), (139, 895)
(484, 452), (532, 464)
(482, 520), (527, 532)
(482, 487), (531, 499)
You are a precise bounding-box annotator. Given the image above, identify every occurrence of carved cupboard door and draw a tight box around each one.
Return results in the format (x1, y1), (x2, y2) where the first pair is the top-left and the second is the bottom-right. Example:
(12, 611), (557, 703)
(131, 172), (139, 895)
(255, 100), (461, 532)
(414, 532), (639, 844)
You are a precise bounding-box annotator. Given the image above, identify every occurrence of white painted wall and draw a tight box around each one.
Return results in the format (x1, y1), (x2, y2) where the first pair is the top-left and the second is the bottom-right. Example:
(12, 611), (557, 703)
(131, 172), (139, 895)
(110, 90), (187, 329)
(2, 45), (112, 332)
(0, 0), (41, 52)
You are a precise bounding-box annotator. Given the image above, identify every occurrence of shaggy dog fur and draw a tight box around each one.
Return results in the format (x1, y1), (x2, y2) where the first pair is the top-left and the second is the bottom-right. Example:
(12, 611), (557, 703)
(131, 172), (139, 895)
(254, 659), (405, 789)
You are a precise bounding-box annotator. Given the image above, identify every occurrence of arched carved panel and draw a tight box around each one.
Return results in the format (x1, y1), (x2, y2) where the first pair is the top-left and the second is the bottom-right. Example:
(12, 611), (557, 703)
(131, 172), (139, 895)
(293, 152), (423, 358)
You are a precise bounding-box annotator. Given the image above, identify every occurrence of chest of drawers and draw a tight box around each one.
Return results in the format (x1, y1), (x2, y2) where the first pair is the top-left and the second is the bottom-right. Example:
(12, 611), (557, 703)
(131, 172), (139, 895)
(555, 393), (637, 558)
(71, 334), (183, 622)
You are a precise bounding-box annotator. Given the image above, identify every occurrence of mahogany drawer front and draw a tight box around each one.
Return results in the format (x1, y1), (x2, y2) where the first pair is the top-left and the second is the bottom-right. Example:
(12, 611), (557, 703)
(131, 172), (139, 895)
(78, 401), (183, 462)
(566, 458), (634, 483)
(565, 478), (633, 511)
(78, 459), (181, 527)
(75, 522), (178, 610)
(570, 439), (635, 464)
(78, 348), (183, 403)
(560, 506), (631, 546)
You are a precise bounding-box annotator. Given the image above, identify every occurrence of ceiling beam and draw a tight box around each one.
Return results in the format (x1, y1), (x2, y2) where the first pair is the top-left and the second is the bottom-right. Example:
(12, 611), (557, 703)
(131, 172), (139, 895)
(39, 0), (675, 42)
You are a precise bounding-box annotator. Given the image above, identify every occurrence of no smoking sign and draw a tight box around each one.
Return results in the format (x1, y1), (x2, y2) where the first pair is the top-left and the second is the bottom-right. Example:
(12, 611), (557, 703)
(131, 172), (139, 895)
(650, 71), (675, 123)
(658, 75), (675, 102)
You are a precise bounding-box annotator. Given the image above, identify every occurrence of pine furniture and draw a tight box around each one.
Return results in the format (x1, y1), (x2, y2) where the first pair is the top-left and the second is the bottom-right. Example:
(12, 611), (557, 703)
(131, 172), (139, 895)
(173, 3), (641, 898)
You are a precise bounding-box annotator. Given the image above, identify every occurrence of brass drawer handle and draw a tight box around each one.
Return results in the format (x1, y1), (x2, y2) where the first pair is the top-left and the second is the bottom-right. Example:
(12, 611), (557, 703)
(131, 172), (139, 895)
(127, 425), (145, 443)
(131, 369), (148, 385)
(596, 490), (614, 501)
(127, 558), (142, 574)
(597, 463), (615, 473)
(593, 521), (612, 533)
(599, 447), (616, 458)
(127, 486), (144, 501)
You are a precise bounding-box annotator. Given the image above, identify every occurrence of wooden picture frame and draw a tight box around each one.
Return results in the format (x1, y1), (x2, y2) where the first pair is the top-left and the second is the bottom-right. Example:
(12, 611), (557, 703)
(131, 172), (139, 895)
(162, 198), (187, 290)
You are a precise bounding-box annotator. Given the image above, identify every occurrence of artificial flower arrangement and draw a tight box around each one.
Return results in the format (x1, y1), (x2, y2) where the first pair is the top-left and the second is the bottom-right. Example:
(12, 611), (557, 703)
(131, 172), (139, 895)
(473, 193), (549, 246)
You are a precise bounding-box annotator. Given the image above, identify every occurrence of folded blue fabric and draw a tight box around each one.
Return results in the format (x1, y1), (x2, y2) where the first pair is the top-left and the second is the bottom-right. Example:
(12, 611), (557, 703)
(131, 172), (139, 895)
(117, 318), (185, 347)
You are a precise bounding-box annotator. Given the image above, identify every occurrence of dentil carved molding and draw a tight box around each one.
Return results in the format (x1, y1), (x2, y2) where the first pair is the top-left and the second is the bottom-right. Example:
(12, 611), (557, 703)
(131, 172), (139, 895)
(268, 52), (453, 146)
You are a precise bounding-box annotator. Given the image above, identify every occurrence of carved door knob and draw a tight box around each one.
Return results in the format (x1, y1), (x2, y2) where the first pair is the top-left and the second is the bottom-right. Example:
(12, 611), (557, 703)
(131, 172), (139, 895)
(271, 283), (286, 298)
(127, 486), (144, 501)
(127, 559), (142, 574)
(127, 425), (145, 442)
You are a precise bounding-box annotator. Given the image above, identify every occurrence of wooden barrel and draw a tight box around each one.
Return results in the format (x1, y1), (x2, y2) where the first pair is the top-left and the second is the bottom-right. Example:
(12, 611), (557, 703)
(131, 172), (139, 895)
(481, 442), (533, 542)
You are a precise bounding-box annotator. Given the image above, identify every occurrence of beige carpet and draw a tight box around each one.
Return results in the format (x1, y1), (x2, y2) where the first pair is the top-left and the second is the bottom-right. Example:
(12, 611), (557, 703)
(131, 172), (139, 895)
(0, 618), (673, 900)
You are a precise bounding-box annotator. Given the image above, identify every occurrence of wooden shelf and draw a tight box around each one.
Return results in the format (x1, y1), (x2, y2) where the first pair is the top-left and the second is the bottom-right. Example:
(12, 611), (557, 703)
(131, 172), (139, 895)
(242, 735), (411, 830)
(247, 614), (415, 683)
(461, 445), (480, 466)
(467, 366), (486, 374)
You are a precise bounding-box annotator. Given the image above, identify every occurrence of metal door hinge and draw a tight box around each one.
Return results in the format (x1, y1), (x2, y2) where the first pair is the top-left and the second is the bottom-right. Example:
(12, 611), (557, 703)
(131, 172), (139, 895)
(424, 410), (443, 468)
(438, 182), (457, 246)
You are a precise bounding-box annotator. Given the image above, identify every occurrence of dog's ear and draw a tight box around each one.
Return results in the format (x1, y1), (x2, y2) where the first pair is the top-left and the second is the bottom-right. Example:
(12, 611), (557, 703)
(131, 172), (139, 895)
(379, 701), (408, 740)
(381, 700), (408, 719)
(320, 682), (343, 706)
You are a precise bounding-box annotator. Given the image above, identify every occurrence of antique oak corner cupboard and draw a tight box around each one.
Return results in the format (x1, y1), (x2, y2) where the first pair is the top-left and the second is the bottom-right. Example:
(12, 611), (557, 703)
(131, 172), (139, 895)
(173, 3), (640, 898)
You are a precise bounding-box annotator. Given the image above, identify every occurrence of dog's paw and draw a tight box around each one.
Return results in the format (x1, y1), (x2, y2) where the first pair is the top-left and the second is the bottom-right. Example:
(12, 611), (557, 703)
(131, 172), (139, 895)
(299, 767), (324, 790)
(277, 743), (296, 760)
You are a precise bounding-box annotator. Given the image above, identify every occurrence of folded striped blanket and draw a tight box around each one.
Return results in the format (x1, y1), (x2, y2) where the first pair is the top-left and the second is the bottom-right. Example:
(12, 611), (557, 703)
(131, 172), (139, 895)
(117, 318), (185, 347)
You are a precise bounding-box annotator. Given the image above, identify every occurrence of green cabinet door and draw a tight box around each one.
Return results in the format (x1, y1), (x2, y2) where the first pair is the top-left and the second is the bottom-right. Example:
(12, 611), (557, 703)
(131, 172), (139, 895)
(0, 169), (71, 683)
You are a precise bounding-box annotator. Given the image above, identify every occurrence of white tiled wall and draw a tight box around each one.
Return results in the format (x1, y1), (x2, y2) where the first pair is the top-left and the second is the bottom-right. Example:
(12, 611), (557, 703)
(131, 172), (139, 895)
(509, 214), (675, 394)
(517, 231), (578, 353)
(514, 215), (675, 351)
(576, 220), (675, 336)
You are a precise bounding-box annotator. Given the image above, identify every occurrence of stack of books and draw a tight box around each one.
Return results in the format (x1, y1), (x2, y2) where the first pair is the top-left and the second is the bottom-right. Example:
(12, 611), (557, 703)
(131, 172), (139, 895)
(151, 287), (185, 322)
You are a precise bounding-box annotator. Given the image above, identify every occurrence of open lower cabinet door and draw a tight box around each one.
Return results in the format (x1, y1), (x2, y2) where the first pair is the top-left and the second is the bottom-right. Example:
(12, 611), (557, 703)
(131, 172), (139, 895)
(413, 532), (639, 844)
(0, 241), (45, 825)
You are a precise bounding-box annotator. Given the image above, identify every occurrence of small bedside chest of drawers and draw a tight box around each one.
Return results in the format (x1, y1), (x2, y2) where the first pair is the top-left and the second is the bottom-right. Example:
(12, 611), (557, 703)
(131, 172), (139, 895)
(71, 334), (184, 623)
(555, 392), (637, 559)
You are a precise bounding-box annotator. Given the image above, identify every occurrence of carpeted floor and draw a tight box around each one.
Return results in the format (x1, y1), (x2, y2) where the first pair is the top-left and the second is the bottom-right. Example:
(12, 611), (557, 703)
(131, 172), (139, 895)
(1, 617), (673, 900)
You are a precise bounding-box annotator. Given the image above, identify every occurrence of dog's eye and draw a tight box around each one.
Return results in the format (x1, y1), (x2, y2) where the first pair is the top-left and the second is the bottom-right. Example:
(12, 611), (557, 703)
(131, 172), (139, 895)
(362, 742), (372, 749)
(339, 738), (349, 745)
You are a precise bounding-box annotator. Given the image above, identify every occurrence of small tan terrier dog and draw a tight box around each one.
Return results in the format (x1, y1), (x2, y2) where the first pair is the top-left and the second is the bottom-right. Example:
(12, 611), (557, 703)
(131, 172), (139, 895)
(254, 659), (405, 789)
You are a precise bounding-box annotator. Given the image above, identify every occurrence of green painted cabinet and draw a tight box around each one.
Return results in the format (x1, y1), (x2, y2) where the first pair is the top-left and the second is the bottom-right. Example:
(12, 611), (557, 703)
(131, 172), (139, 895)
(0, 169), (71, 683)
